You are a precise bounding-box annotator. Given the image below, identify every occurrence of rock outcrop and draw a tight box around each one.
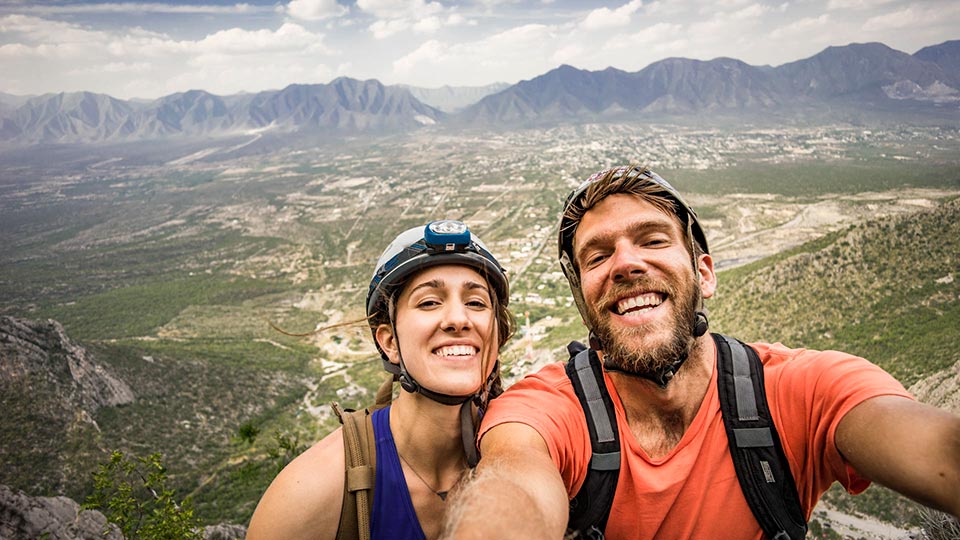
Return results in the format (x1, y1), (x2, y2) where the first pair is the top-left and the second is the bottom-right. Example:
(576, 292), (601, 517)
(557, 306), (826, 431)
(909, 359), (960, 414)
(0, 484), (122, 540)
(0, 316), (134, 494)
(0, 483), (248, 540)
(0, 316), (133, 411)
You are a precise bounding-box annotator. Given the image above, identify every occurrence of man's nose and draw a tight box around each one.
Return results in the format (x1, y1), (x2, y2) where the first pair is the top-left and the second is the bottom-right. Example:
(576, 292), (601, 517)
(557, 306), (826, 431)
(609, 241), (650, 282)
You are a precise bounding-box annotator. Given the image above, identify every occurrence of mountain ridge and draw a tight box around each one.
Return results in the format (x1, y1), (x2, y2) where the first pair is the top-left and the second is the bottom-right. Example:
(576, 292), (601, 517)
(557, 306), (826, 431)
(0, 39), (958, 144)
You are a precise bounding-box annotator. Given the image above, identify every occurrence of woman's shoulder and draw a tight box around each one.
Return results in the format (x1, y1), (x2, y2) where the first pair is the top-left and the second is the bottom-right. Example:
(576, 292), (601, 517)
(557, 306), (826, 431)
(247, 427), (347, 540)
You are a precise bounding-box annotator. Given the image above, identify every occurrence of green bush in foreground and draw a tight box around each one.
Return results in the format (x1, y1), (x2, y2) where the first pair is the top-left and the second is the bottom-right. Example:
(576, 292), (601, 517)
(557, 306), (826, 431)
(84, 450), (202, 540)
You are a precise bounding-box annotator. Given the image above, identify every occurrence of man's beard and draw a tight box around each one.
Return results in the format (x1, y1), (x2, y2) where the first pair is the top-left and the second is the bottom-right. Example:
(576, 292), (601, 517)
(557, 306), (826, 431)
(586, 271), (701, 378)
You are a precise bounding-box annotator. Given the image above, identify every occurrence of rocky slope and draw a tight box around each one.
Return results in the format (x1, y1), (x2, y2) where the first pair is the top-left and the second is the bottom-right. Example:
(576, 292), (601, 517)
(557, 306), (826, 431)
(0, 316), (133, 494)
(0, 484), (121, 540)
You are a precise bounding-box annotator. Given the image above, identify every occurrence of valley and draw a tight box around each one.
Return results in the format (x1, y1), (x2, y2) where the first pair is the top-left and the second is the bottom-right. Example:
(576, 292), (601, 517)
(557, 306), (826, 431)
(1, 122), (958, 534)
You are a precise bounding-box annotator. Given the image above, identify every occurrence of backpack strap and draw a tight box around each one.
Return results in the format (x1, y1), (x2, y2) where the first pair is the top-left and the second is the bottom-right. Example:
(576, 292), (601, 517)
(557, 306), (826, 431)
(334, 375), (395, 540)
(713, 333), (807, 540)
(564, 341), (620, 540)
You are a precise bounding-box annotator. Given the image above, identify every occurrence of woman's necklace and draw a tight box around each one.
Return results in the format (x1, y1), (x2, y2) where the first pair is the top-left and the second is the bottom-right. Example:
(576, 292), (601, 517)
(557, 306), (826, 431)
(397, 451), (458, 501)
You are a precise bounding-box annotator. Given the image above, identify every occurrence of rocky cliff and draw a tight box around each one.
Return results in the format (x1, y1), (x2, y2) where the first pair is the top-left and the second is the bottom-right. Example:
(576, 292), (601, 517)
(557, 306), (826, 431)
(0, 316), (134, 412)
(0, 316), (134, 494)
(0, 484), (247, 540)
(0, 484), (121, 540)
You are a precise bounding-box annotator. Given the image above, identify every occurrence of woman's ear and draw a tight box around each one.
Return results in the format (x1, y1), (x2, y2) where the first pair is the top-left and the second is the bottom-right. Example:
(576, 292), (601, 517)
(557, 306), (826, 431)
(375, 324), (400, 365)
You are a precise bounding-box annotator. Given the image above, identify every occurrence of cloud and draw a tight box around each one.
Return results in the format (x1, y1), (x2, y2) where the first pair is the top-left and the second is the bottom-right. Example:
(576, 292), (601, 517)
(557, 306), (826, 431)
(198, 23), (333, 55)
(355, 0), (443, 19)
(10, 2), (267, 15)
(728, 3), (770, 20)
(367, 10), (465, 39)
(286, 0), (348, 21)
(0, 14), (337, 98)
(769, 14), (832, 39)
(392, 23), (559, 86)
(581, 0), (643, 30)
(597, 22), (687, 63)
(861, 6), (934, 31)
(369, 18), (409, 39)
(825, 0), (897, 10)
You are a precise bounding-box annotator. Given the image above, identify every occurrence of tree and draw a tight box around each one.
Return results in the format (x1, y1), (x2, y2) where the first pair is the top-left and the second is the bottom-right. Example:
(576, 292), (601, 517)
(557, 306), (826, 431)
(238, 421), (260, 445)
(84, 450), (202, 540)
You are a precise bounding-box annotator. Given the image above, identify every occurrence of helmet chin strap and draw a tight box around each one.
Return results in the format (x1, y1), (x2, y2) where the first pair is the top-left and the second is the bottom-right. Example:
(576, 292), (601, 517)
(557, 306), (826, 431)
(598, 310), (709, 389)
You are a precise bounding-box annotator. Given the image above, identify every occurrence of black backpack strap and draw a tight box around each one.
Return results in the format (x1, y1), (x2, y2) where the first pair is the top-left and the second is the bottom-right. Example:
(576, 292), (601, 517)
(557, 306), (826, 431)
(714, 333), (807, 540)
(565, 341), (620, 540)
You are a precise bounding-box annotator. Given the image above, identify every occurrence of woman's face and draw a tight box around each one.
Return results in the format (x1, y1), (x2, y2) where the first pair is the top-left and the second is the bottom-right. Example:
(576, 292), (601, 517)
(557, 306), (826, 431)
(376, 264), (499, 397)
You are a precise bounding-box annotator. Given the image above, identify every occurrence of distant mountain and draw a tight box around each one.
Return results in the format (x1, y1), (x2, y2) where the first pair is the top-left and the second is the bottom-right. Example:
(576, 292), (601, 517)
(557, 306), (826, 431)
(0, 78), (444, 144)
(8, 91), (138, 144)
(402, 82), (510, 113)
(632, 57), (783, 112)
(462, 41), (960, 124)
(913, 39), (960, 87)
(136, 89), (233, 137)
(0, 92), (31, 116)
(1, 40), (958, 145)
(237, 78), (444, 131)
(777, 42), (948, 99)
(455, 65), (643, 124)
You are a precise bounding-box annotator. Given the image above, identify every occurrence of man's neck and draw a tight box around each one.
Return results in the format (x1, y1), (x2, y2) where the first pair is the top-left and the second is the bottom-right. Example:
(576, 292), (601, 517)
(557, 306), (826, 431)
(607, 335), (715, 459)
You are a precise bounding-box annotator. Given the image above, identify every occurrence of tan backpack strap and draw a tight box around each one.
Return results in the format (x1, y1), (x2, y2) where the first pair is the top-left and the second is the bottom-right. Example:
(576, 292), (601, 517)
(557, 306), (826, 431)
(333, 402), (378, 540)
(333, 374), (396, 540)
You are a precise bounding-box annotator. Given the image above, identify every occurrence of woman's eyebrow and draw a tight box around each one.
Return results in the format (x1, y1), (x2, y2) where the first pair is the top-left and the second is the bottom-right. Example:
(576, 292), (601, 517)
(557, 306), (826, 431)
(463, 281), (491, 294)
(408, 278), (444, 295)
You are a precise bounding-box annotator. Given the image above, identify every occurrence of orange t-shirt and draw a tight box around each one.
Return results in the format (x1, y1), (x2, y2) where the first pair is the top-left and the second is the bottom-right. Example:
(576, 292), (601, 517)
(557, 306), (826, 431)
(480, 341), (912, 539)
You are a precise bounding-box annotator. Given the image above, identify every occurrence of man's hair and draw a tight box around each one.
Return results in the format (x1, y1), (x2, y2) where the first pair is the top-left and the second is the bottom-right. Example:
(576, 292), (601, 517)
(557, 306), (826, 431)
(561, 165), (704, 270)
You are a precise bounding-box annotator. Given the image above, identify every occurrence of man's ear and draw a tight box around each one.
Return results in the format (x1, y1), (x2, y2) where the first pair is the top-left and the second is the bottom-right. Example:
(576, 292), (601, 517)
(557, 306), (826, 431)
(698, 253), (717, 299)
(375, 324), (400, 365)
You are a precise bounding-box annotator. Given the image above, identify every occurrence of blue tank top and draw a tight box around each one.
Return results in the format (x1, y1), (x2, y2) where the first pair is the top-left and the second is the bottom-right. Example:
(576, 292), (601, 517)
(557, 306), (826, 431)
(370, 406), (426, 540)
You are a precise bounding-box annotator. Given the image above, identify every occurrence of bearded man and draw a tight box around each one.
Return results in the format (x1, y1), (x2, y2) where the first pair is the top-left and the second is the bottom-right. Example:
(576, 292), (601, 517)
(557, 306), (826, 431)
(442, 165), (960, 540)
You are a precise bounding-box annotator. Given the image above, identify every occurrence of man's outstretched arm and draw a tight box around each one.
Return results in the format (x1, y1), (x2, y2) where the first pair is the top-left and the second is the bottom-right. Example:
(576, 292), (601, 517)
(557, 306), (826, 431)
(442, 422), (570, 540)
(836, 395), (960, 518)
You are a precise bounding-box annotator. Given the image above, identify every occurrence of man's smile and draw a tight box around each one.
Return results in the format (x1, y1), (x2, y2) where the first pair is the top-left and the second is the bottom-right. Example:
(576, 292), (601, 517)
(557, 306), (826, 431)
(614, 292), (665, 316)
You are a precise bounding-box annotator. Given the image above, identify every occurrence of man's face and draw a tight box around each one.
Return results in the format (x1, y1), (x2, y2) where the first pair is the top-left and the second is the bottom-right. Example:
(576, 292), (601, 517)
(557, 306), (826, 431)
(573, 193), (714, 375)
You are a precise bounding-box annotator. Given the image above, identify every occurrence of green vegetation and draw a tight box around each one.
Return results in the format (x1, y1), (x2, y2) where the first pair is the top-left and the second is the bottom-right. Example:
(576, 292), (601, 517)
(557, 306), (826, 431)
(84, 450), (202, 540)
(711, 198), (960, 386)
(1, 124), (958, 531)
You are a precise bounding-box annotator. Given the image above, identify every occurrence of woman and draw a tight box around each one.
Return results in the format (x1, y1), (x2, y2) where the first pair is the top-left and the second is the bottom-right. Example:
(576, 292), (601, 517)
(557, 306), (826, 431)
(248, 219), (514, 540)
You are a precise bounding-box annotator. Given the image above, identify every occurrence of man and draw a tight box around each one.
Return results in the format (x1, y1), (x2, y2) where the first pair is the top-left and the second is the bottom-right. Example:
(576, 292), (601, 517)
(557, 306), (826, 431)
(442, 165), (960, 539)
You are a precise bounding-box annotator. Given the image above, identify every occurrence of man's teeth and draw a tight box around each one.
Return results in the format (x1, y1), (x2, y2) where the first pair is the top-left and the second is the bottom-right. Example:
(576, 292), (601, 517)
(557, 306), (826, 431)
(434, 345), (477, 357)
(616, 293), (663, 315)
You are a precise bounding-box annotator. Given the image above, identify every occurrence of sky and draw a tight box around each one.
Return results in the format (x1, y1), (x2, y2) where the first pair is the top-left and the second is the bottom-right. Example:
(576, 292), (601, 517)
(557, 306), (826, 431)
(1, 0), (957, 100)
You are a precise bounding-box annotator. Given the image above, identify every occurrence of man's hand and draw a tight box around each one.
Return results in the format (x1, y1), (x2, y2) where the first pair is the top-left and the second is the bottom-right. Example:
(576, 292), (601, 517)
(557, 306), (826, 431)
(442, 422), (569, 539)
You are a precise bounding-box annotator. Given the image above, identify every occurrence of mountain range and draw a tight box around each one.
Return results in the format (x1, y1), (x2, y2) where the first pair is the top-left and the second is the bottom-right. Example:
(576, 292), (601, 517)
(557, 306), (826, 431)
(1, 40), (958, 145)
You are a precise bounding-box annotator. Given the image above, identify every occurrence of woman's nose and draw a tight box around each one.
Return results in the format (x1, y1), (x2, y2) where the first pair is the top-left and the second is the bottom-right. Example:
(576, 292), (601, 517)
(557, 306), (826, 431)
(441, 303), (472, 332)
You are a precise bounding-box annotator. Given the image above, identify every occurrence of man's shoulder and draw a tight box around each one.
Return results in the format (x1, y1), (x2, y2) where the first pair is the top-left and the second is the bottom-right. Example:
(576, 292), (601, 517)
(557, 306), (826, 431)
(746, 340), (861, 366)
(487, 361), (581, 418)
(506, 360), (573, 391)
